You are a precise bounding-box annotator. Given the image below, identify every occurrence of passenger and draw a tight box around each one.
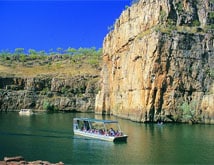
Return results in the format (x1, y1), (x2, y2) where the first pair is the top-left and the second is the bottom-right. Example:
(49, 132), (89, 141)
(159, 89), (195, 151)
(83, 126), (87, 131)
(105, 129), (109, 136)
(115, 130), (120, 136)
(99, 129), (104, 135)
(91, 129), (95, 133)
(115, 131), (123, 136)
(109, 128), (115, 136)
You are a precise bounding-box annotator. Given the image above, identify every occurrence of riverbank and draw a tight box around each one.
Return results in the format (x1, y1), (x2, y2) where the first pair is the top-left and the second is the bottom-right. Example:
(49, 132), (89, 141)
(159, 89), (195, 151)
(0, 51), (101, 113)
(1, 156), (64, 165)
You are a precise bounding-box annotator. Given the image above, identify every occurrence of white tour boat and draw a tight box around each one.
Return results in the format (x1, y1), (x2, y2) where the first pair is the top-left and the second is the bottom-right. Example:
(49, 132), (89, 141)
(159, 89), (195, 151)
(19, 109), (34, 115)
(73, 118), (128, 142)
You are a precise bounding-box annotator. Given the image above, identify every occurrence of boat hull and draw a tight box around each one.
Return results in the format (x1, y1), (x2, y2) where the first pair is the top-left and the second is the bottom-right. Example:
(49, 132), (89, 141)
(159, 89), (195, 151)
(74, 130), (128, 142)
(19, 109), (34, 115)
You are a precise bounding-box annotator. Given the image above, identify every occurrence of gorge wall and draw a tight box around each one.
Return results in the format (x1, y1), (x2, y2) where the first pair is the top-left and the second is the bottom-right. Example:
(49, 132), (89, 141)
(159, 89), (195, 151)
(95, 0), (214, 124)
(0, 75), (99, 112)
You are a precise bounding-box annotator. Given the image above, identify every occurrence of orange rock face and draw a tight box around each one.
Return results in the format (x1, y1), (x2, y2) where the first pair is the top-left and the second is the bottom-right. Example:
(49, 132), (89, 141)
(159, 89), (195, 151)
(95, 0), (214, 123)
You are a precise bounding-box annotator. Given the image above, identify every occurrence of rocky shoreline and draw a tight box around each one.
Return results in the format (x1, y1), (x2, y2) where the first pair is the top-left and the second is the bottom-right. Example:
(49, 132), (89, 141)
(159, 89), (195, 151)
(1, 156), (64, 165)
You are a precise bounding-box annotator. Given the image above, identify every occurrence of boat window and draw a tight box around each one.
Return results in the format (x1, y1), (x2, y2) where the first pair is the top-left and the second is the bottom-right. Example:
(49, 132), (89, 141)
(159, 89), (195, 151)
(105, 123), (120, 132)
(84, 121), (90, 131)
(74, 120), (90, 131)
(91, 122), (105, 130)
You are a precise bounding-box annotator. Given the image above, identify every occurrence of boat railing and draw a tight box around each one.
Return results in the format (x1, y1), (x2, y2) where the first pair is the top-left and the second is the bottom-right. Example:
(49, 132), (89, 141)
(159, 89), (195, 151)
(74, 124), (124, 137)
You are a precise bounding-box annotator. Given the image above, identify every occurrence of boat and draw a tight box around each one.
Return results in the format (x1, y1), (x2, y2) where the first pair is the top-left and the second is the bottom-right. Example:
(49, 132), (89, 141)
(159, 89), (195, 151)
(73, 118), (128, 142)
(19, 109), (34, 115)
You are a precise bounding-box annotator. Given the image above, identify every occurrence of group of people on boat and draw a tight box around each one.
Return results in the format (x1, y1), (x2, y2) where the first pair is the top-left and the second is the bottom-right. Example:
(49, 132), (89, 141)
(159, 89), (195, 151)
(80, 126), (123, 137)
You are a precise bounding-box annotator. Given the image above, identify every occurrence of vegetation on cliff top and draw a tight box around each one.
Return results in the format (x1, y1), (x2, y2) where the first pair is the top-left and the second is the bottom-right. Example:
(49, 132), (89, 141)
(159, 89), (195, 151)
(0, 47), (102, 78)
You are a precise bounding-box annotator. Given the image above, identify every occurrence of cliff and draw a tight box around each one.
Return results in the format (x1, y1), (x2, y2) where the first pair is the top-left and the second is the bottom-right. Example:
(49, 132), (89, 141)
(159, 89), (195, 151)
(0, 74), (99, 112)
(95, 0), (214, 124)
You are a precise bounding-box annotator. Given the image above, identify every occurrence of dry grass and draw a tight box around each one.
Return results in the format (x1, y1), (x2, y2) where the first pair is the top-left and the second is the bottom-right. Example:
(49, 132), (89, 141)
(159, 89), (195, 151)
(0, 58), (100, 78)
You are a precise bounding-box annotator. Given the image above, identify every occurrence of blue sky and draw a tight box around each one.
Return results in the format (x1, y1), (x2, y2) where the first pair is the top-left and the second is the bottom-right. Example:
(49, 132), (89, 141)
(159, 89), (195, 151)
(0, 0), (131, 52)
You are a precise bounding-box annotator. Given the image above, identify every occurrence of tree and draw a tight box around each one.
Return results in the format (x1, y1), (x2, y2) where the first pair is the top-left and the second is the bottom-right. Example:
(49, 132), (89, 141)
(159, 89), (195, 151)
(0, 49), (11, 57)
(77, 47), (97, 56)
(39, 50), (46, 56)
(179, 101), (197, 123)
(66, 47), (76, 55)
(57, 47), (63, 54)
(49, 48), (55, 55)
(15, 48), (25, 55)
(28, 49), (37, 55)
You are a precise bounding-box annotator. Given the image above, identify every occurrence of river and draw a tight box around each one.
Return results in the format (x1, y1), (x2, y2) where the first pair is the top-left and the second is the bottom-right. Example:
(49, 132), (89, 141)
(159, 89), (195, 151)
(0, 112), (213, 164)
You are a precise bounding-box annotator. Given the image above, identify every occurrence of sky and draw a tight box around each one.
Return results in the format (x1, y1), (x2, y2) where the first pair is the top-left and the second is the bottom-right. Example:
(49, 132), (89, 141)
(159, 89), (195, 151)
(0, 0), (132, 52)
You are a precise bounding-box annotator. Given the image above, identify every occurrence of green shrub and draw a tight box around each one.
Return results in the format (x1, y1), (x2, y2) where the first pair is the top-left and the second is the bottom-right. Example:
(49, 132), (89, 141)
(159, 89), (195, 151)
(41, 87), (49, 95)
(125, 5), (129, 9)
(179, 101), (197, 123)
(29, 54), (39, 60)
(176, 2), (183, 12)
(209, 12), (214, 19)
(61, 86), (69, 94)
(87, 55), (100, 67)
(192, 20), (200, 26)
(207, 69), (214, 79)
(160, 10), (167, 22)
(20, 54), (26, 62)
(43, 100), (57, 111)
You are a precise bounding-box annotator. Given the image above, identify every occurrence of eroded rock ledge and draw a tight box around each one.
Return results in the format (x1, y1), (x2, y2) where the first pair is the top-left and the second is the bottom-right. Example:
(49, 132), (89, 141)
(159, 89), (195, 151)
(1, 156), (64, 165)
(0, 74), (99, 112)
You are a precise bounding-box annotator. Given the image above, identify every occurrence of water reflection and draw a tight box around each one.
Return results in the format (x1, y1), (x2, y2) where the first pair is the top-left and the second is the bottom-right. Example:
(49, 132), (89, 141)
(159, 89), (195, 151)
(0, 112), (213, 164)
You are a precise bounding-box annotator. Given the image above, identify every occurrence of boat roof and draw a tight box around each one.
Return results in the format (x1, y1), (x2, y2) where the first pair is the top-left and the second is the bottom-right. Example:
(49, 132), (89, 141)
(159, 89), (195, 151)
(73, 118), (118, 123)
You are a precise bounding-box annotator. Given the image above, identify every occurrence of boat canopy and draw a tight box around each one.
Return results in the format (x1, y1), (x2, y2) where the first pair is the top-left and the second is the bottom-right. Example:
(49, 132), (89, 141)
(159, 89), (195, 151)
(73, 118), (118, 124)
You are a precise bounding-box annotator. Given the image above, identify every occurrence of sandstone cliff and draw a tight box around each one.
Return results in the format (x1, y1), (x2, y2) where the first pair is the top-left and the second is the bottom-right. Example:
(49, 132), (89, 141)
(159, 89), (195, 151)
(0, 74), (99, 112)
(95, 0), (214, 124)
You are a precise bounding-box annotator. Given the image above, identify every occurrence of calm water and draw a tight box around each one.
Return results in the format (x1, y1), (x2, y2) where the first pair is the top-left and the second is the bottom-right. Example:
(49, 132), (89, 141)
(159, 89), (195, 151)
(0, 112), (213, 164)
